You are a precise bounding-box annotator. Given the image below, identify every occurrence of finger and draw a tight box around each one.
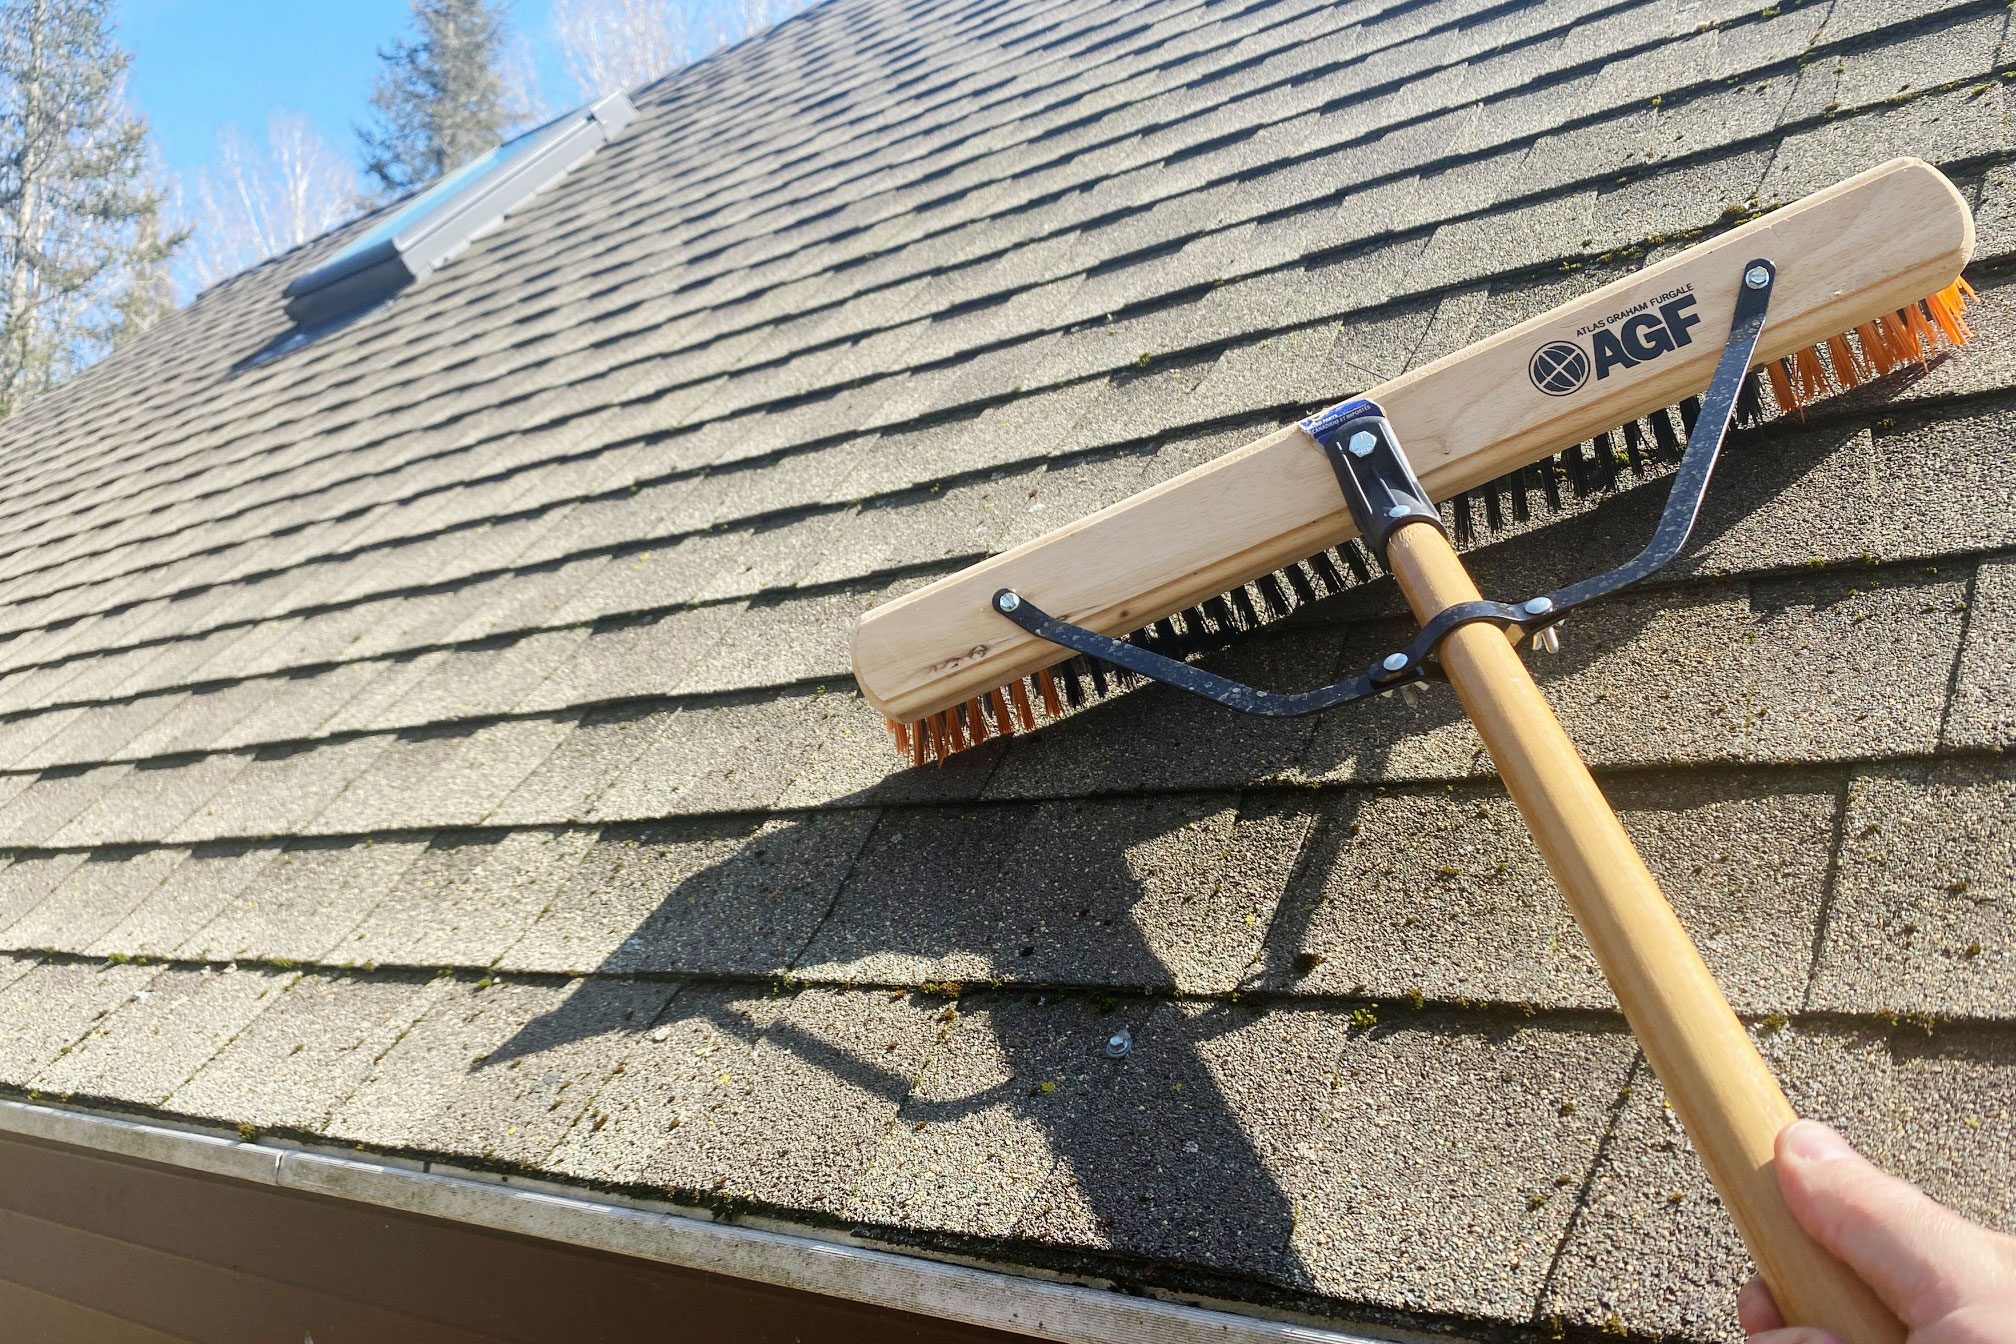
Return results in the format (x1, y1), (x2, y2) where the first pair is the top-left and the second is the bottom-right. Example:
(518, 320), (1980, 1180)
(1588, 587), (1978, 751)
(1742, 1329), (1842, 1344)
(1775, 1120), (2003, 1326)
(1736, 1275), (1785, 1335)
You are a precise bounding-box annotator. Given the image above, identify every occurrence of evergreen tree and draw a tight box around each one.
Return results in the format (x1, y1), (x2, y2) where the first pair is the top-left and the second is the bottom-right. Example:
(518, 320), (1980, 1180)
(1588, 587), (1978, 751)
(0, 0), (181, 416)
(358, 0), (520, 198)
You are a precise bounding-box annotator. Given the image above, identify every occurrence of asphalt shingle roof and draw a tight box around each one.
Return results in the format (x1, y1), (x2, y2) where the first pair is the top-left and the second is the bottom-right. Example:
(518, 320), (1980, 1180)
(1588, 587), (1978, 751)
(0, 0), (2009, 1337)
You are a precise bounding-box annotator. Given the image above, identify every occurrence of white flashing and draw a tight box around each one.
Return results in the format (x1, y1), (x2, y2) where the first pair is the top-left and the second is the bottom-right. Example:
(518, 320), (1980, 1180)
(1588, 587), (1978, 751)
(0, 1097), (1411, 1344)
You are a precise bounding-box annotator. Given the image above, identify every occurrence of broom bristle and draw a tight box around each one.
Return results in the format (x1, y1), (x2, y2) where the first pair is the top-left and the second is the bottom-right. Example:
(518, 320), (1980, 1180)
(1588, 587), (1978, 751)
(884, 280), (1977, 762)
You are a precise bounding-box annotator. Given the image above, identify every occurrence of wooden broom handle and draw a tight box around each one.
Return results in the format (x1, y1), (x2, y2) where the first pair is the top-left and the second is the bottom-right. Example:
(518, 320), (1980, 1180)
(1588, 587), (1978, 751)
(1383, 522), (1903, 1344)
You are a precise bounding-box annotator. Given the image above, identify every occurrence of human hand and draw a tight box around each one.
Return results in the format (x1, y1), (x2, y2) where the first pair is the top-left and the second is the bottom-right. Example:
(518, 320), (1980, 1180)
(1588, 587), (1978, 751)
(1739, 1119), (2016, 1344)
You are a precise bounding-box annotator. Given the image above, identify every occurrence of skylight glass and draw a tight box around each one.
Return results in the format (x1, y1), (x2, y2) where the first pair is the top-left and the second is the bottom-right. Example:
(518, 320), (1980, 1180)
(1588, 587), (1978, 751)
(281, 91), (635, 330)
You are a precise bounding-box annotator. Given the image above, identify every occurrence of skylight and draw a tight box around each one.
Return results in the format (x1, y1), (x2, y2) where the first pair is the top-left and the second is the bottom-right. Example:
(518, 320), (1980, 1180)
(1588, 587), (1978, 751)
(281, 91), (636, 331)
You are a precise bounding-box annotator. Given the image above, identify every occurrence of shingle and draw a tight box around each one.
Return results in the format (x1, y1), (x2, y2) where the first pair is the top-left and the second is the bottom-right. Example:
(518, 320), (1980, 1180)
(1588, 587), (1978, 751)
(0, 850), (90, 934)
(0, 763), (134, 847)
(348, 827), (596, 969)
(310, 717), (571, 833)
(178, 835), (427, 962)
(1261, 771), (1838, 1013)
(545, 983), (790, 1186)
(1948, 559), (2015, 751)
(634, 985), (951, 1216)
(1290, 1015), (1636, 1321)
(1807, 760), (2015, 1019)
(0, 845), (189, 952)
(505, 809), (875, 976)
(89, 841), (284, 959)
(1543, 1025), (2016, 1341)
(32, 964), (295, 1105)
(168, 969), (451, 1132)
(45, 750), (249, 847)
(168, 736), (388, 842)
(329, 975), (679, 1167)
(0, 958), (160, 1083)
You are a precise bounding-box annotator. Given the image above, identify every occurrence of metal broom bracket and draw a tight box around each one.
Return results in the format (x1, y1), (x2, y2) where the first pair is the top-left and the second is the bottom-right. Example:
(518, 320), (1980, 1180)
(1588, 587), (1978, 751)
(990, 258), (1777, 717)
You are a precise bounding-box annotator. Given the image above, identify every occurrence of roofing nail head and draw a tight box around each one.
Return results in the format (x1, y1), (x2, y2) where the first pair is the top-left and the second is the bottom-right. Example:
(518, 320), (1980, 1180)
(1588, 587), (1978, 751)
(1745, 265), (1770, 290)
(1347, 430), (1377, 457)
(1105, 1029), (1133, 1059)
(1522, 596), (1554, 616)
(1382, 652), (1410, 672)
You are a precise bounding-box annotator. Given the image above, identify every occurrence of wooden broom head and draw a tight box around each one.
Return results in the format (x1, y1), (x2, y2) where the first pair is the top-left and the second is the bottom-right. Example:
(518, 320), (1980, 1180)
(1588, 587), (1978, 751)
(854, 158), (1976, 756)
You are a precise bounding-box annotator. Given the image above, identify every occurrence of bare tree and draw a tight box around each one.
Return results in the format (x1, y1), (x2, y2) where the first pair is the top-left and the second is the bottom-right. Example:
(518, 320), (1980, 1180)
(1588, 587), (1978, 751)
(550, 0), (812, 101)
(0, 0), (182, 415)
(553, 0), (701, 98)
(179, 112), (358, 293)
(712, 0), (811, 44)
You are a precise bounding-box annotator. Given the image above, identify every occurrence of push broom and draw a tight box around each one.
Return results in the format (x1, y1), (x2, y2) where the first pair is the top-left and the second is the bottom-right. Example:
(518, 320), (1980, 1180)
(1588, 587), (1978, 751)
(851, 158), (1979, 1343)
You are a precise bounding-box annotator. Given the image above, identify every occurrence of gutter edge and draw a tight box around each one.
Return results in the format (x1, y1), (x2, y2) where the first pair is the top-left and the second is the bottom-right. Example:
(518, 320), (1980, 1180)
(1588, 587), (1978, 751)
(0, 1096), (1408, 1344)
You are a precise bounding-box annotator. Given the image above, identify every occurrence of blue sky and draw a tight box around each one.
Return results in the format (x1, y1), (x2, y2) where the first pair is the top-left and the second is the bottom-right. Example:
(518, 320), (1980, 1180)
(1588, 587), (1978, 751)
(117, 0), (573, 186)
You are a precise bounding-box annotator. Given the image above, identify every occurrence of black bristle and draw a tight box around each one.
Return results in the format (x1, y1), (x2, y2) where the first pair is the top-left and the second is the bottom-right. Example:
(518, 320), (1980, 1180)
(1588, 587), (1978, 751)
(1735, 371), (1766, 428)
(1507, 468), (1531, 524)
(1203, 594), (1236, 634)
(1084, 658), (1112, 697)
(1649, 407), (1682, 459)
(1450, 493), (1475, 546)
(1058, 658), (1087, 708)
(1621, 419), (1648, 473)
(1541, 456), (1563, 512)
(1230, 585), (1261, 630)
(1174, 608), (1208, 656)
(1308, 549), (1346, 593)
(1593, 430), (1619, 491)
(1563, 443), (1590, 497)
(1678, 396), (1701, 433)
(1285, 563), (1318, 605)
(1483, 485), (1504, 533)
(1339, 541), (1373, 583)
(1256, 573), (1291, 619)
(1153, 617), (1181, 653)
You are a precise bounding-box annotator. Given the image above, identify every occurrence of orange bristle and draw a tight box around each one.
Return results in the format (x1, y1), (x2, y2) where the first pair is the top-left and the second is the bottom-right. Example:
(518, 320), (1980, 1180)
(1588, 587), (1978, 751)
(1792, 346), (1830, 401)
(1765, 360), (1799, 416)
(1901, 303), (1939, 360)
(1878, 313), (1920, 365)
(1856, 321), (1898, 376)
(1036, 668), (1064, 718)
(886, 281), (1977, 764)
(988, 687), (1015, 735)
(1009, 680), (1037, 730)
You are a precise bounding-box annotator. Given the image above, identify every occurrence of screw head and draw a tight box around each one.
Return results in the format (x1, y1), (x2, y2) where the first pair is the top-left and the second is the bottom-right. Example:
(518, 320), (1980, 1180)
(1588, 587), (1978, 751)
(1387, 503), (1412, 520)
(1382, 652), (1410, 672)
(1522, 596), (1554, 616)
(1744, 265), (1770, 290)
(1105, 1029), (1133, 1059)
(997, 591), (1022, 612)
(1347, 430), (1377, 457)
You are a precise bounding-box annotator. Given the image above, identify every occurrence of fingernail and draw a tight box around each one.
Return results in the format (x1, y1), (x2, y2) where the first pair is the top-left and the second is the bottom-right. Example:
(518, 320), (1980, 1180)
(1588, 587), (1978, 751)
(1784, 1119), (1855, 1164)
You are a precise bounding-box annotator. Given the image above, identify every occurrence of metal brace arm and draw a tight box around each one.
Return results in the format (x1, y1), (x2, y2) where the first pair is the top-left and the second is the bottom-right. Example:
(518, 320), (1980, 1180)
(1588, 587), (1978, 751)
(989, 258), (1777, 717)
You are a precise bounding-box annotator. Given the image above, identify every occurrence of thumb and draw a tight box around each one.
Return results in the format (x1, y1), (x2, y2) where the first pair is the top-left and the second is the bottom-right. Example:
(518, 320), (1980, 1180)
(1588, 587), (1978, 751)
(1774, 1120), (2005, 1328)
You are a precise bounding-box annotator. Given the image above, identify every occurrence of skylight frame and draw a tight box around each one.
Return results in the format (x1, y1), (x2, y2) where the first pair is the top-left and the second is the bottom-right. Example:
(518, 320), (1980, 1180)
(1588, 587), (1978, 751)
(281, 91), (636, 330)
